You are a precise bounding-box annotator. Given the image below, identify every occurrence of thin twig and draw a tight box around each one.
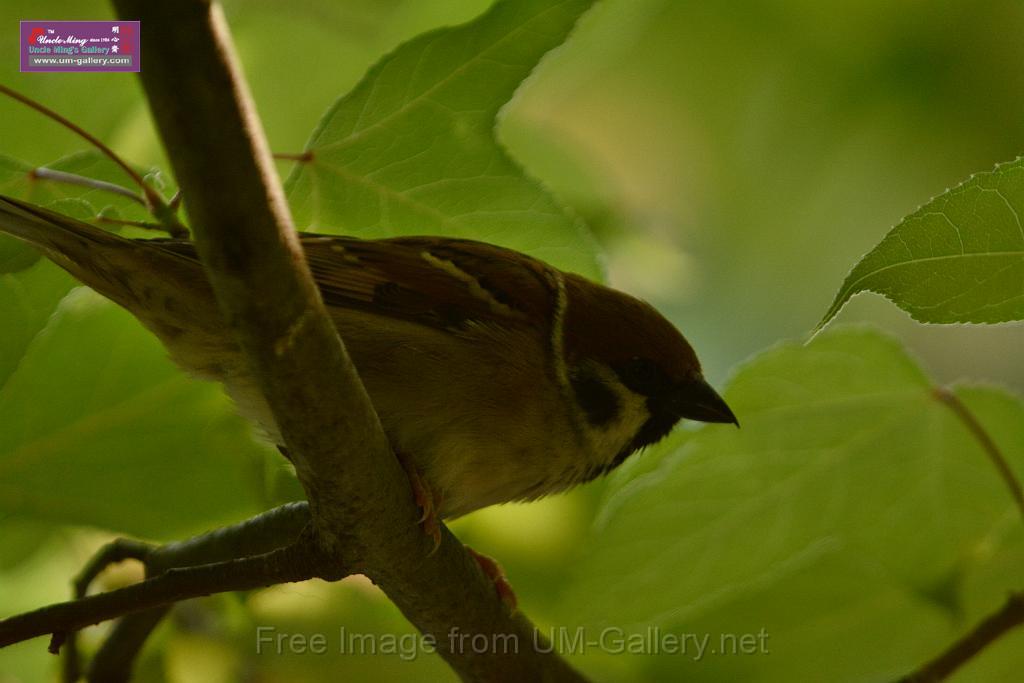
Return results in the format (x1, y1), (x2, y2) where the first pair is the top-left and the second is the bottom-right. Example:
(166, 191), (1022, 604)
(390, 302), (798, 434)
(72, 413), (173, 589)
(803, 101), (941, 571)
(0, 505), (311, 662)
(28, 168), (146, 205)
(0, 539), (319, 649)
(0, 84), (148, 191)
(86, 503), (310, 682)
(898, 592), (1024, 682)
(0, 83), (188, 237)
(59, 538), (154, 680)
(86, 609), (168, 683)
(932, 386), (1024, 520)
(895, 388), (1024, 682)
(73, 539), (154, 599)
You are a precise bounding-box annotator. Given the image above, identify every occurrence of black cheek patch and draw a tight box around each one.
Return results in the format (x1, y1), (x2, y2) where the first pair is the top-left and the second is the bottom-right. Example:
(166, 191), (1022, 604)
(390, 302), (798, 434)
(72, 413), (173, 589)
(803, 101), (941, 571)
(576, 401), (681, 486)
(571, 372), (621, 427)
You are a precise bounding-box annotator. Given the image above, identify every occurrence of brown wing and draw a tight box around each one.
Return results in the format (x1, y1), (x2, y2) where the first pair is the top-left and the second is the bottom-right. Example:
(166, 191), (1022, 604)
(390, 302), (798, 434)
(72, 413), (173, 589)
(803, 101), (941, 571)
(305, 235), (561, 333)
(152, 234), (561, 335)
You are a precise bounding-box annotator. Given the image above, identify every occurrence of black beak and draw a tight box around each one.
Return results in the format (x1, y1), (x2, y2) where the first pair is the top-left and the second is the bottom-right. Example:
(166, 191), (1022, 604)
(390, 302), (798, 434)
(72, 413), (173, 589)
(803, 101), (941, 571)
(671, 376), (739, 427)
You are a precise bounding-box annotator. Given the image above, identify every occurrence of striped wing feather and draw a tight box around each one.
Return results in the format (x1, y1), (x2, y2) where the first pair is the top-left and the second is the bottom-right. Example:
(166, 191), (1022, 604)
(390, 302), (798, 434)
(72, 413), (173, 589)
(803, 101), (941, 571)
(154, 234), (559, 335)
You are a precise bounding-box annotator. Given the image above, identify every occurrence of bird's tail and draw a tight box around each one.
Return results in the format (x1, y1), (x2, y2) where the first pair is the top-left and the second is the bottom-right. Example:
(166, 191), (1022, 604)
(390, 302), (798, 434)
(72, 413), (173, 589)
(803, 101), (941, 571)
(0, 194), (150, 304)
(4, 194), (205, 320)
(0, 193), (230, 349)
(0, 193), (134, 256)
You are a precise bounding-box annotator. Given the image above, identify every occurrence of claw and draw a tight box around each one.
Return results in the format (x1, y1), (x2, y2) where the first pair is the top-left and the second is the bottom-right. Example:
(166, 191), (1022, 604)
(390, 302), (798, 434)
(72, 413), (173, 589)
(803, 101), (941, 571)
(398, 452), (443, 553)
(467, 547), (517, 614)
(423, 492), (443, 554)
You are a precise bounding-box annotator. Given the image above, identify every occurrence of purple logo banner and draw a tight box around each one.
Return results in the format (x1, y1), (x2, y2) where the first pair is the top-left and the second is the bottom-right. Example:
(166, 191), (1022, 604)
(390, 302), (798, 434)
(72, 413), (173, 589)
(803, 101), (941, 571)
(20, 20), (139, 73)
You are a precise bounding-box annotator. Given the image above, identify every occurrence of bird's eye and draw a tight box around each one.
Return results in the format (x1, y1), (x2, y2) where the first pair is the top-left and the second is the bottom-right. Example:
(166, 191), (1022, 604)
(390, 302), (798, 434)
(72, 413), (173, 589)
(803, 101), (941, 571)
(617, 357), (666, 396)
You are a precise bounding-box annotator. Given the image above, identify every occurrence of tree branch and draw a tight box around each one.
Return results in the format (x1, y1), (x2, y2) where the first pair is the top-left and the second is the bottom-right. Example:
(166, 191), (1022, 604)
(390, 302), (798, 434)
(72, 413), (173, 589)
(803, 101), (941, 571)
(59, 538), (154, 680)
(145, 502), (312, 573)
(101, 1), (587, 680)
(83, 609), (166, 683)
(80, 503), (311, 683)
(0, 538), (321, 648)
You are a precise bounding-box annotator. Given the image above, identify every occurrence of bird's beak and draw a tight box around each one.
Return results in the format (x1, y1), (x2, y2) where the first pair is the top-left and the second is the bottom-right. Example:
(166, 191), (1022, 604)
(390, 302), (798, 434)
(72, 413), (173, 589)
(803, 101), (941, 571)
(671, 376), (739, 427)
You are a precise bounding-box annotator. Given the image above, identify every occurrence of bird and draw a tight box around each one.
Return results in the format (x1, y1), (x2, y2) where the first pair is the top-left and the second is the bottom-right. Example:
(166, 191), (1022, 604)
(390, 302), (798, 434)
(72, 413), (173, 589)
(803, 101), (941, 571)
(0, 195), (737, 534)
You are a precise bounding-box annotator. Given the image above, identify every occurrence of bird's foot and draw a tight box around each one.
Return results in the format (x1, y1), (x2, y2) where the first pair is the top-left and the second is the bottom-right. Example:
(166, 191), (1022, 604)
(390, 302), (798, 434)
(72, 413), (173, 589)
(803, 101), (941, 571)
(397, 452), (442, 553)
(466, 548), (517, 614)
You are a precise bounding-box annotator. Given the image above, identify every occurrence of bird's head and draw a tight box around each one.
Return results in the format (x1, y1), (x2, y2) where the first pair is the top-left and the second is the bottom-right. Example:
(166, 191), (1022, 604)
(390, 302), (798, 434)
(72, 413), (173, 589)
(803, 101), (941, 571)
(561, 273), (737, 467)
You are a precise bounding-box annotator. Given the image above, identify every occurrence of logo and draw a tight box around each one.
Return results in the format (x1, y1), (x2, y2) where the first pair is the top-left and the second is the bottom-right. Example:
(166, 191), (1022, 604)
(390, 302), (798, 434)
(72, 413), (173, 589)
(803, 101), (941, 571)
(20, 21), (140, 73)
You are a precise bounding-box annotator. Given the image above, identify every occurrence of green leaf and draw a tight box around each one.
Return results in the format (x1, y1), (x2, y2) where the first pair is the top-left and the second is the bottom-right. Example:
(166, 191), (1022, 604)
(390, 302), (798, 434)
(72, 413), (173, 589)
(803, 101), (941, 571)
(0, 517), (55, 570)
(0, 235), (40, 274)
(819, 158), (1024, 327)
(0, 289), (271, 539)
(0, 261), (75, 386)
(285, 0), (601, 279)
(560, 326), (1024, 680)
(0, 154), (34, 194)
(0, 155), (44, 273)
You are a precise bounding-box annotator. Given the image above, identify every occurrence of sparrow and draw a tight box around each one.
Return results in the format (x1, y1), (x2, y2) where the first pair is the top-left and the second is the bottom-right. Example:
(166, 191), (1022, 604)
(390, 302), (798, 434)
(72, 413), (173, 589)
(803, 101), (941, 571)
(0, 195), (737, 527)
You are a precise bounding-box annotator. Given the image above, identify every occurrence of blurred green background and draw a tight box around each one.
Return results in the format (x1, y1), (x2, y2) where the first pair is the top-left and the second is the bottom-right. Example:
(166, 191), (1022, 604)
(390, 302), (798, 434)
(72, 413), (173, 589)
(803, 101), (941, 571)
(1, 1), (1023, 681)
